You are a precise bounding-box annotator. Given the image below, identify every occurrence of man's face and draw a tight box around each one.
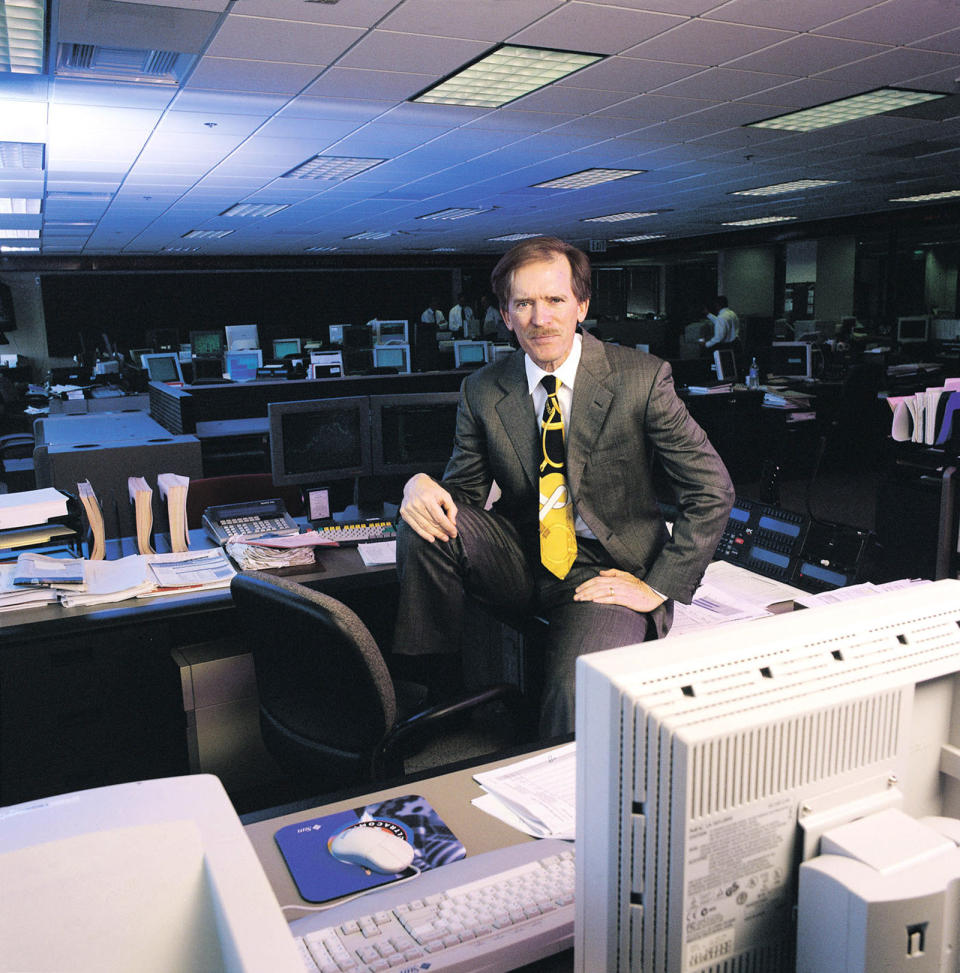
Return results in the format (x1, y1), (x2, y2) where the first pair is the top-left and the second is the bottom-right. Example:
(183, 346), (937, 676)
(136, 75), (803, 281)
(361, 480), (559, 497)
(501, 256), (589, 372)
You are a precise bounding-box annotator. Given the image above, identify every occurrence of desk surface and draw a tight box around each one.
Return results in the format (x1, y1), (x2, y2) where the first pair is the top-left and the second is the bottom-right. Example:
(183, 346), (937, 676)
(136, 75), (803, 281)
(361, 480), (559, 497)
(244, 744), (558, 923)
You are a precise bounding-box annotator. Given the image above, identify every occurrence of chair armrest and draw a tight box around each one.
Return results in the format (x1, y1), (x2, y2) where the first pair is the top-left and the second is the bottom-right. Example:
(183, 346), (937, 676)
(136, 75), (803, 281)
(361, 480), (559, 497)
(372, 683), (521, 779)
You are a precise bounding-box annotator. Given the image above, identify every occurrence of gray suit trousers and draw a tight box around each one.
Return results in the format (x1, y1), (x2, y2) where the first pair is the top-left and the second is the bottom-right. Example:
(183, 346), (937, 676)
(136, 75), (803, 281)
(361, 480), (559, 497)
(394, 503), (672, 737)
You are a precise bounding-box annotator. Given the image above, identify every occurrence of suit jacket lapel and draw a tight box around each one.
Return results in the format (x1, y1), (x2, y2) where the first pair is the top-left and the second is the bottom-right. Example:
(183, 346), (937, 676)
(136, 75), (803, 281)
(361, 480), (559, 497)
(495, 353), (539, 492)
(567, 334), (614, 496)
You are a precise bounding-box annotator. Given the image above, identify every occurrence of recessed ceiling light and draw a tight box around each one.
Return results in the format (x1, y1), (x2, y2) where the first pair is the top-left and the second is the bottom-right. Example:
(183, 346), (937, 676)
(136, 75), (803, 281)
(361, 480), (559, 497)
(612, 234), (666, 242)
(412, 45), (602, 109)
(533, 168), (646, 190)
(346, 231), (395, 240)
(417, 207), (495, 221)
(162, 246), (202, 253)
(0, 0), (44, 74)
(432, 247), (458, 252)
(0, 141), (44, 169)
(0, 245), (39, 252)
(583, 211), (659, 223)
(747, 88), (946, 133)
(489, 232), (542, 242)
(305, 246), (339, 252)
(730, 179), (841, 197)
(891, 189), (960, 203)
(221, 202), (290, 218)
(282, 155), (386, 181)
(0, 228), (40, 238)
(0, 197), (41, 214)
(183, 229), (234, 239)
(721, 216), (798, 227)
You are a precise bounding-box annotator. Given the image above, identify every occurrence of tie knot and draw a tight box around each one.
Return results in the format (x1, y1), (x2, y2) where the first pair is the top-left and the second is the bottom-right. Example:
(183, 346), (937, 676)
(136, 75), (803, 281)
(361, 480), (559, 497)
(541, 375), (559, 396)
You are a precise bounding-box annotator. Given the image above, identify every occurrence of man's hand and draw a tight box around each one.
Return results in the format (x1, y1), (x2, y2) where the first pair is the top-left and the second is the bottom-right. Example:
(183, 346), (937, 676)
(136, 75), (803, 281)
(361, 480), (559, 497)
(399, 473), (459, 543)
(573, 568), (666, 613)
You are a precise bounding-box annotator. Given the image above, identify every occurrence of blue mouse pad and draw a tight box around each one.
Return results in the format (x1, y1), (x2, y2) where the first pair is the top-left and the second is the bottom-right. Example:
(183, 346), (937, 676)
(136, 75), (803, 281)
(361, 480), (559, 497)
(275, 793), (466, 903)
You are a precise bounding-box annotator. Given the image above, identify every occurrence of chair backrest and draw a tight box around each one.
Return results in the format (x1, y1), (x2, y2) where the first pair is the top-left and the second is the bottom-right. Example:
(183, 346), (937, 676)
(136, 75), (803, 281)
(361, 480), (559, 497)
(186, 473), (304, 529)
(230, 572), (397, 787)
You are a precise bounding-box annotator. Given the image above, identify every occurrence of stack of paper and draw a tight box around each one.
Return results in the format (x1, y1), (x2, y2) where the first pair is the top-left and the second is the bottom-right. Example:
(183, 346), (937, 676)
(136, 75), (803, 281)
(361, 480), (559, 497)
(127, 476), (155, 555)
(889, 379), (960, 445)
(13, 552), (85, 589)
(77, 480), (106, 560)
(0, 564), (60, 612)
(0, 488), (70, 531)
(157, 473), (190, 553)
(143, 549), (235, 594)
(472, 743), (576, 841)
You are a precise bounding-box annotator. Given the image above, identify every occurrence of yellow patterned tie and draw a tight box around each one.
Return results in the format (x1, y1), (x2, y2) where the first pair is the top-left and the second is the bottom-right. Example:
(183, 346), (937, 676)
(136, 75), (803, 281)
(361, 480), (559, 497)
(539, 375), (577, 579)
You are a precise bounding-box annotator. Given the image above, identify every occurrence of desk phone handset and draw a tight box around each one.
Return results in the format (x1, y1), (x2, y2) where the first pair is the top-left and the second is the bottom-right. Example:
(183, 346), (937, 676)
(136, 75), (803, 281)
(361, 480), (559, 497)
(202, 499), (299, 545)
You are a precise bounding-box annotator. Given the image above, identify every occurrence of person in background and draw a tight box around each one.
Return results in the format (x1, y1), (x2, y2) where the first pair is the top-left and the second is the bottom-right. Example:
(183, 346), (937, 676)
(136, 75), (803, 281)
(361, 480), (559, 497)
(703, 295), (740, 351)
(479, 294), (502, 340)
(393, 236), (734, 736)
(448, 293), (477, 337)
(421, 298), (446, 327)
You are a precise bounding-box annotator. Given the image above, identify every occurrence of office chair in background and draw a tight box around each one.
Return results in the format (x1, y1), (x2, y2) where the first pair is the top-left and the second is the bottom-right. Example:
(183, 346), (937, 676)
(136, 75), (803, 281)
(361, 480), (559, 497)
(230, 572), (525, 795)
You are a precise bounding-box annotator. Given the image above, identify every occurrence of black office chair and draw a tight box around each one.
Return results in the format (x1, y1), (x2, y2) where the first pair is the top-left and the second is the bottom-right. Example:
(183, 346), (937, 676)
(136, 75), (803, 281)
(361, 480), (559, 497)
(230, 572), (524, 793)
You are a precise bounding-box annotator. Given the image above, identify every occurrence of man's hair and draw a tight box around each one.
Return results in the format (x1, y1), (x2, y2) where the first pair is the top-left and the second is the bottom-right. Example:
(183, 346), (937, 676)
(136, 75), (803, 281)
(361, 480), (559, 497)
(490, 236), (592, 309)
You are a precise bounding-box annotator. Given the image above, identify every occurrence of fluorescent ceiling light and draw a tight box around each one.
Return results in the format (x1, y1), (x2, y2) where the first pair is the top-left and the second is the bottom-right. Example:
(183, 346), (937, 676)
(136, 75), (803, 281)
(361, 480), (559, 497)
(221, 202), (290, 218)
(305, 246), (339, 252)
(583, 211), (659, 222)
(183, 229), (234, 239)
(432, 248), (457, 252)
(413, 45), (602, 109)
(0, 0), (44, 74)
(0, 141), (44, 169)
(891, 189), (960, 203)
(533, 168), (645, 190)
(730, 179), (841, 197)
(1, 245), (39, 251)
(162, 246), (201, 253)
(418, 207), (494, 221)
(282, 155), (386, 181)
(346, 230), (395, 240)
(489, 232), (542, 242)
(747, 88), (946, 132)
(0, 228), (40, 238)
(722, 215), (798, 227)
(612, 234), (666, 242)
(0, 197), (41, 214)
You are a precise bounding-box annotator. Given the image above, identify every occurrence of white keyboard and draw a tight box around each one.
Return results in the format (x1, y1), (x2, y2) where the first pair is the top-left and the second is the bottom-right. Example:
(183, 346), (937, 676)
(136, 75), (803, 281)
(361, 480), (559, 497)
(289, 839), (574, 973)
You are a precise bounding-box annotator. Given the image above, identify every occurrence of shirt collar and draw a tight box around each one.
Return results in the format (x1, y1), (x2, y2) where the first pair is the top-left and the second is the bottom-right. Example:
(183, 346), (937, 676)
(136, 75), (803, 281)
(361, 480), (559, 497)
(524, 332), (583, 395)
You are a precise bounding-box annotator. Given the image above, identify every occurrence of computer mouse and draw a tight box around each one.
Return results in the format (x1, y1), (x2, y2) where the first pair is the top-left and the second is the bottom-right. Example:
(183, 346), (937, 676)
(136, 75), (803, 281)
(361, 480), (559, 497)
(329, 825), (415, 874)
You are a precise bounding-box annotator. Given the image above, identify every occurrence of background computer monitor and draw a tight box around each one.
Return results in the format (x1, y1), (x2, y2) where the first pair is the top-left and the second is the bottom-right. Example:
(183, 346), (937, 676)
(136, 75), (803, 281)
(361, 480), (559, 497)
(370, 392), (460, 477)
(272, 337), (302, 359)
(268, 396), (372, 487)
(128, 347), (153, 367)
(140, 352), (184, 384)
(490, 344), (514, 362)
(375, 320), (409, 344)
(223, 348), (262, 381)
(372, 344), (411, 373)
(713, 348), (736, 382)
(189, 330), (225, 357)
(897, 316), (929, 343)
(328, 324), (346, 346)
(574, 581), (960, 973)
(768, 341), (813, 378)
(454, 340), (488, 368)
(308, 351), (344, 378)
(224, 324), (260, 351)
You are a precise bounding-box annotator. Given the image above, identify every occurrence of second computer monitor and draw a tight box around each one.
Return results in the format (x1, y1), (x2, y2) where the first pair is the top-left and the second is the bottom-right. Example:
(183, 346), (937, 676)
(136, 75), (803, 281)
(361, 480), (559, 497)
(372, 344), (411, 373)
(375, 320), (408, 344)
(272, 337), (302, 359)
(897, 316), (929, 343)
(223, 349), (263, 382)
(769, 341), (813, 378)
(141, 352), (184, 384)
(190, 330), (225, 357)
(225, 324), (260, 351)
(713, 348), (737, 383)
(370, 392), (460, 477)
(454, 340), (488, 368)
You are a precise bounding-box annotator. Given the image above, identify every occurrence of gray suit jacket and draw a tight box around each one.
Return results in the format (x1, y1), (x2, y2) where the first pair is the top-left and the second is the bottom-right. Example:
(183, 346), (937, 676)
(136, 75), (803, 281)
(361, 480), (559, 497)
(440, 331), (734, 604)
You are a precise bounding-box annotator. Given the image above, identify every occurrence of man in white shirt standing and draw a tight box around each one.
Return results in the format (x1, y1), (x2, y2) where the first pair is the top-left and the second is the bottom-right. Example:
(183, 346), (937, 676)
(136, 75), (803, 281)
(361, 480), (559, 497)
(703, 295), (739, 350)
(448, 293), (476, 337)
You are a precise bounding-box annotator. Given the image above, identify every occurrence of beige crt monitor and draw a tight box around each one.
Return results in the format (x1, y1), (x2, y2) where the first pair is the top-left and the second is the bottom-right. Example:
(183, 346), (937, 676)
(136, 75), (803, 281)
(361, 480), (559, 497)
(0, 774), (302, 973)
(575, 580), (960, 973)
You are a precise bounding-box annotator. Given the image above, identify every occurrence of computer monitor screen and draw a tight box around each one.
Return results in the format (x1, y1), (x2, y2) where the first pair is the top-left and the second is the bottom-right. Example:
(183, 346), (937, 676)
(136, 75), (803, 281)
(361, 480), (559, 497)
(141, 352), (184, 384)
(370, 392), (460, 477)
(224, 324), (259, 351)
(223, 349), (262, 382)
(376, 320), (408, 344)
(272, 337), (302, 359)
(268, 396), (372, 487)
(189, 330), (225, 357)
(454, 341), (487, 367)
(128, 347), (153, 367)
(328, 324), (346, 346)
(768, 341), (813, 378)
(897, 316), (929, 343)
(713, 348), (736, 382)
(575, 580), (960, 973)
(372, 344), (410, 373)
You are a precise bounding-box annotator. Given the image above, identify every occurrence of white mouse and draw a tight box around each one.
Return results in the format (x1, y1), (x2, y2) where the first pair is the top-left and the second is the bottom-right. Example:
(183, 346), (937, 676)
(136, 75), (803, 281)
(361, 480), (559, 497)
(329, 825), (415, 874)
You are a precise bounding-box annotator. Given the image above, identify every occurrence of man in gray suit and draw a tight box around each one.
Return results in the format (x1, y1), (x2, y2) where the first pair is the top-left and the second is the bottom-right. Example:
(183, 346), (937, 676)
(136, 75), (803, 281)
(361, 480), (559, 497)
(394, 237), (734, 736)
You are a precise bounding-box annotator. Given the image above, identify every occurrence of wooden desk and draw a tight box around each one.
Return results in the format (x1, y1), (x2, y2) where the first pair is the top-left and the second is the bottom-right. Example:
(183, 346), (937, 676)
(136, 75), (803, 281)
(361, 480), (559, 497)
(0, 529), (397, 807)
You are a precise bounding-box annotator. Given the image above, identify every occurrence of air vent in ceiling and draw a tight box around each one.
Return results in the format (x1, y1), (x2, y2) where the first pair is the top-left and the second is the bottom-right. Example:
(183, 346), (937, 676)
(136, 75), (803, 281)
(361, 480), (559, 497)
(56, 43), (195, 85)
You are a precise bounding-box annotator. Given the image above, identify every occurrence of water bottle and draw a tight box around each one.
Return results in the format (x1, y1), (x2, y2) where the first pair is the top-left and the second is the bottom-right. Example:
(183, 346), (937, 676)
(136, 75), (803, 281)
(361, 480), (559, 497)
(746, 356), (759, 390)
